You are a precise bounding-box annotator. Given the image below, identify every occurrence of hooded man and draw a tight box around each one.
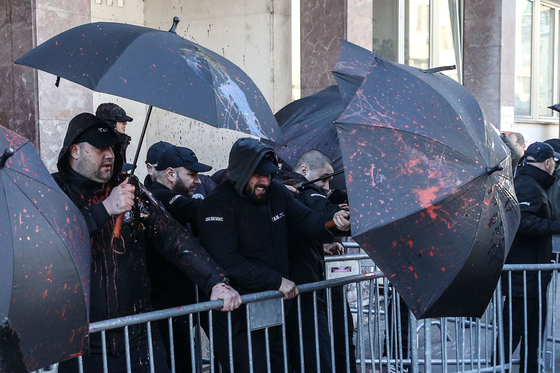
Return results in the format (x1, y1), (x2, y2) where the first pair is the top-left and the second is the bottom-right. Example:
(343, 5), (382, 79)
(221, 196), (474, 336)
(197, 138), (350, 373)
(53, 113), (241, 373)
(500, 141), (560, 372)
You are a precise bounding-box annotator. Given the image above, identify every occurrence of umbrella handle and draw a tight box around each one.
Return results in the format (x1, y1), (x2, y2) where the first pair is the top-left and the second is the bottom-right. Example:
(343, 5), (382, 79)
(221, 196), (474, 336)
(325, 220), (336, 229)
(113, 213), (124, 238)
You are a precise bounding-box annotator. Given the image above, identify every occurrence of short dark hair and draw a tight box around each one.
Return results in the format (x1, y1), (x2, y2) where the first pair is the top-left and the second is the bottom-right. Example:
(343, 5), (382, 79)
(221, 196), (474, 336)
(294, 149), (333, 171)
(509, 132), (525, 147)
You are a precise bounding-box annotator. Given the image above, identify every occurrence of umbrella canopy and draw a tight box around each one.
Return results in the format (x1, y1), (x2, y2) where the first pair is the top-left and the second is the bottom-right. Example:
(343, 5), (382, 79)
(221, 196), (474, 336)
(332, 39), (375, 107)
(267, 85), (346, 190)
(0, 126), (91, 371)
(336, 54), (520, 319)
(14, 21), (284, 146)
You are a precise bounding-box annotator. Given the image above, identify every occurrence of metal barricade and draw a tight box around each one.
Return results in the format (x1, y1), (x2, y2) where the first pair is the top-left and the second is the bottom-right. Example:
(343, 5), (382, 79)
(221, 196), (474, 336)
(49, 254), (559, 373)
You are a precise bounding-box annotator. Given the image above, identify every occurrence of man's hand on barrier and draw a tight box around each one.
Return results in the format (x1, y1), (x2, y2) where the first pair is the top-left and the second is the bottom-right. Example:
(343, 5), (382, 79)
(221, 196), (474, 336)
(279, 277), (299, 300)
(333, 210), (351, 231)
(324, 242), (344, 256)
(211, 282), (242, 312)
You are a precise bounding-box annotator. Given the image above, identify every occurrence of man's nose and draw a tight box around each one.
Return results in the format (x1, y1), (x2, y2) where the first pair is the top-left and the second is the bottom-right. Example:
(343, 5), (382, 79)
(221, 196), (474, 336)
(103, 147), (114, 158)
(258, 175), (270, 185)
(322, 181), (330, 192)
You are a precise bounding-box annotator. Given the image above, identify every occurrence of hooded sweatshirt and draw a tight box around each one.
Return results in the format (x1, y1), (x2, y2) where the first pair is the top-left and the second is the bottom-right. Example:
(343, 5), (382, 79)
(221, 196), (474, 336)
(197, 138), (339, 294)
(52, 113), (227, 354)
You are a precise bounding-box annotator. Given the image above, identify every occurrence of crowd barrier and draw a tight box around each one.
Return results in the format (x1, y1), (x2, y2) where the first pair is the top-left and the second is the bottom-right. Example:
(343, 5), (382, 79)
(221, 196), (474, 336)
(40, 251), (559, 373)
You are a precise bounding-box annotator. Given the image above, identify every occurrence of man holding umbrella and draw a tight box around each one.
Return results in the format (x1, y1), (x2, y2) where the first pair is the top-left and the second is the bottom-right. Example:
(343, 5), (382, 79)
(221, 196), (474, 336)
(53, 113), (241, 373)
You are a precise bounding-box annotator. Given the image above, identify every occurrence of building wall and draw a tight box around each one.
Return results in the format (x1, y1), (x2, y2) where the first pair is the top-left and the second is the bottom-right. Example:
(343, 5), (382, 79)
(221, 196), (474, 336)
(0, 0), (37, 145)
(10, 0), (290, 176)
(34, 0), (92, 171)
(136, 0), (292, 179)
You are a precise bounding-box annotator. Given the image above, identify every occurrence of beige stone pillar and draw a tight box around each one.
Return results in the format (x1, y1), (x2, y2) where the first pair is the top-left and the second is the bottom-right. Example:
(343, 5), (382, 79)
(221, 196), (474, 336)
(463, 0), (515, 130)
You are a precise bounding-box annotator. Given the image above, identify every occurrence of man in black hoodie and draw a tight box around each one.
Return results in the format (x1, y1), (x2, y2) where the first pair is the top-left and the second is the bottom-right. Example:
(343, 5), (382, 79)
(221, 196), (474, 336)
(53, 113), (241, 373)
(197, 138), (350, 373)
(500, 141), (560, 372)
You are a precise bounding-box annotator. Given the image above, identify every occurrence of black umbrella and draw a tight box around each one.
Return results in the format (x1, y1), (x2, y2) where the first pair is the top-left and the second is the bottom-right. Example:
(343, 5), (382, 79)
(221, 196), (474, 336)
(266, 85), (346, 190)
(335, 53), (520, 319)
(14, 18), (285, 171)
(0, 126), (91, 371)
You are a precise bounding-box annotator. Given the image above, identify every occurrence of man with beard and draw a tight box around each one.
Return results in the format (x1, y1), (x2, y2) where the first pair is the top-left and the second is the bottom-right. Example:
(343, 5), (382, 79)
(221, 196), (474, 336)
(197, 138), (350, 373)
(54, 113), (241, 373)
(145, 145), (215, 372)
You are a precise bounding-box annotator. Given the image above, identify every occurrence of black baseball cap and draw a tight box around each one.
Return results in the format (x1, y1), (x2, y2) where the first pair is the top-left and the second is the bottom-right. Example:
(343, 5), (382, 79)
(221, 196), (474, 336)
(155, 146), (212, 172)
(73, 122), (121, 149)
(145, 141), (173, 164)
(96, 103), (133, 123)
(525, 142), (560, 162)
(253, 154), (280, 176)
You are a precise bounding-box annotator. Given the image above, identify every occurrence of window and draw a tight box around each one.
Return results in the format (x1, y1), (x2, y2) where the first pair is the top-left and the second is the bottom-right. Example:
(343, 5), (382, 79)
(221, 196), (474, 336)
(373, 0), (461, 82)
(515, 0), (560, 122)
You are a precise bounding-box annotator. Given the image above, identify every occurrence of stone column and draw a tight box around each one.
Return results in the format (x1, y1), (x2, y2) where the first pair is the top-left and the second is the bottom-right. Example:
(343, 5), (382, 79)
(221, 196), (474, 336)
(463, 0), (515, 130)
(300, 0), (346, 97)
(0, 0), (38, 145)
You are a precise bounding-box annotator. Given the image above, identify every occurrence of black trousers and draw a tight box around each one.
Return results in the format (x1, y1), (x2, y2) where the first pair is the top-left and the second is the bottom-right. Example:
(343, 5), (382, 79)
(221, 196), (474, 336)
(331, 285), (358, 373)
(156, 312), (209, 373)
(286, 292), (332, 373)
(211, 304), (285, 373)
(502, 295), (548, 372)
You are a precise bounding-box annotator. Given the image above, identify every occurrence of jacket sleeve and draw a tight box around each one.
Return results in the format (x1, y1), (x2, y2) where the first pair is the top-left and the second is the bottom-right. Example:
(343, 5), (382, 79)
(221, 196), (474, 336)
(138, 181), (227, 295)
(154, 189), (201, 226)
(278, 182), (339, 240)
(197, 195), (283, 292)
(517, 181), (560, 236)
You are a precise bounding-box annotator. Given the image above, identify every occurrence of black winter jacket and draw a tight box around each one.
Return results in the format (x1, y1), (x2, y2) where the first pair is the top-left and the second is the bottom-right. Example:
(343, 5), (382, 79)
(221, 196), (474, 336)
(505, 163), (560, 297)
(278, 172), (340, 287)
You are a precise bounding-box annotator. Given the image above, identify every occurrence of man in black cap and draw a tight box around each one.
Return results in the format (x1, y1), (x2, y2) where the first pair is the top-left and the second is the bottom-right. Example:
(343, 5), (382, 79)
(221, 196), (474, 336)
(500, 141), (560, 372)
(144, 141), (174, 187)
(96, 103), (133, 162)
(145, 145), (217, 372)
(197, 138), (351, 373)
(53, 113), (241, 373)
(96, 102), (133, 135)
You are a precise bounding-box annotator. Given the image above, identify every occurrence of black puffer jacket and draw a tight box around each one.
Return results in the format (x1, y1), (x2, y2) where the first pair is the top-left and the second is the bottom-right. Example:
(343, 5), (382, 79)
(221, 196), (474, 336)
(52, 114), (227, 354)
(505, 163), (560, 297)
(197, 139), (338, 294)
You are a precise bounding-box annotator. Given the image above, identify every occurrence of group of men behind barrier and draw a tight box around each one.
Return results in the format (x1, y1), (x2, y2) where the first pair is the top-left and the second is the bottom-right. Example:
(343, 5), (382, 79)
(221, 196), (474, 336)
(49, 108), (560, 373)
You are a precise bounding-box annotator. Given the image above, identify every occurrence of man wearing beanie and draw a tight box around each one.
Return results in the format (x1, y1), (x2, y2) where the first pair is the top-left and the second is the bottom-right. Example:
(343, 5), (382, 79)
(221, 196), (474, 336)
(53, 113), (241, 373)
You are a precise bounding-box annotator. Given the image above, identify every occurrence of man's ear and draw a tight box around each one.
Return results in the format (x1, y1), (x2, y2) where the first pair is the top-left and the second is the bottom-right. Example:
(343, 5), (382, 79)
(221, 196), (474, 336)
(166, 167), (175, 182)
(69, 144), (80, 160)
(299, 164), (308, 176)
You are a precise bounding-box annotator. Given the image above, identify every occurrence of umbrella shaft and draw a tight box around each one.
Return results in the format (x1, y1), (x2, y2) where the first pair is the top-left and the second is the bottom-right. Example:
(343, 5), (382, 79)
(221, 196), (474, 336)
(131, 106), (153, 174)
